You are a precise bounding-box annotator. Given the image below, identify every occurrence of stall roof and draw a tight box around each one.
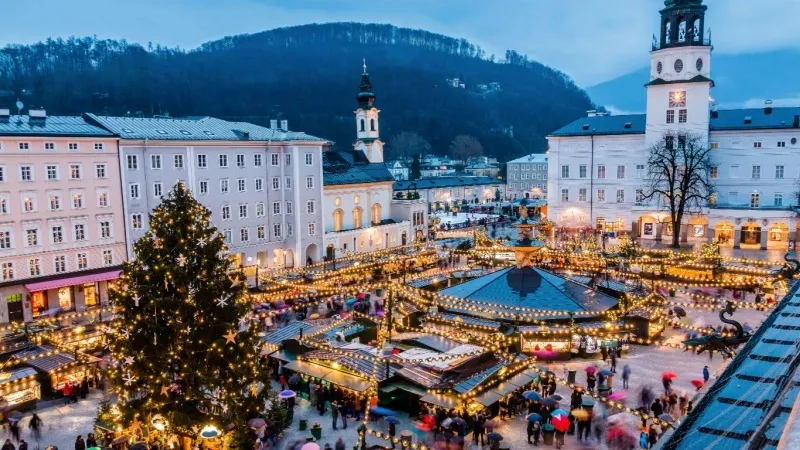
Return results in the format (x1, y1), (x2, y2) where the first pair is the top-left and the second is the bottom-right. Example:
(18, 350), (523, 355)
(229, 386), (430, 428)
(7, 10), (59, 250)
(302, 349), (397, 382)
(430, 313), (502, 330)
(395, 365), (442, 388)
(11, 345), (87, 373)
(262, 322), (316, 345)
(453, 362), (506, 394)
(473, 389), (503, 407)
(283, 360), (333, 380)
(267, 350), (297, 363)
(420, 392), (461, 409)
(0, 367), (37, 384)
(322, 370), (371, 393)
(380, 381), (428, 397)
(519, 321), (626, 334)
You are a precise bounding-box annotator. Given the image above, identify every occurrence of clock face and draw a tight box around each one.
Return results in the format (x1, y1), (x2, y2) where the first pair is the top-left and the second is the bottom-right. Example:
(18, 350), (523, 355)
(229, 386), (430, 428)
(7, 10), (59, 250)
(669, 91), (686, 108)
(696, 58), (703, 71)
(656, 61), (663, 74)
(674, 59), (684, 73)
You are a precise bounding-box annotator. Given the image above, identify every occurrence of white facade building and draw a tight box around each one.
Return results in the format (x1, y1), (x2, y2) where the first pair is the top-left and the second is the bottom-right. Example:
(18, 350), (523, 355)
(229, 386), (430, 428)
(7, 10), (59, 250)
(506, 153), (548, 200)
(547, 0), (800, 250)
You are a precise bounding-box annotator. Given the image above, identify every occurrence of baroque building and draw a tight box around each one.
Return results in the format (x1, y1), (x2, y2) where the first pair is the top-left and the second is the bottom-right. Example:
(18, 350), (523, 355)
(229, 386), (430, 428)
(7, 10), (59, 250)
(547, 0), (800, 250)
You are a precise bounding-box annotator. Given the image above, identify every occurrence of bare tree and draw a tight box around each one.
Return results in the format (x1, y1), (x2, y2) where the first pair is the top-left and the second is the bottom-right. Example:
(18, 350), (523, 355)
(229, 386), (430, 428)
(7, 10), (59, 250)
(449, 135), (484, 168)
(387, 131), (431, 161)
(642, 133), (714, 248)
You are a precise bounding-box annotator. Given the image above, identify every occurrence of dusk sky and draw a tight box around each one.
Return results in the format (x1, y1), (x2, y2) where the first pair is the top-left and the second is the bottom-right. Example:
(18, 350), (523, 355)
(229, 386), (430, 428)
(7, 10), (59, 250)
(2, 0), (800, 86)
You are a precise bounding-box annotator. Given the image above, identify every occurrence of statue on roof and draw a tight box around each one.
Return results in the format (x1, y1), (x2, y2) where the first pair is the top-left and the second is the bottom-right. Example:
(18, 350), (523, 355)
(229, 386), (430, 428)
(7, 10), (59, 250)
(519, 204), (528, 222)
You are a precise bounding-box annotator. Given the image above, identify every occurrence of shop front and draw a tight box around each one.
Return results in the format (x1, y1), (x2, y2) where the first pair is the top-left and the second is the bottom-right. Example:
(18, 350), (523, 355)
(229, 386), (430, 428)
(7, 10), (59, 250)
(23, 270), (120, 321)
(0, 367), (41, 412)
(12, 345), (100, 398)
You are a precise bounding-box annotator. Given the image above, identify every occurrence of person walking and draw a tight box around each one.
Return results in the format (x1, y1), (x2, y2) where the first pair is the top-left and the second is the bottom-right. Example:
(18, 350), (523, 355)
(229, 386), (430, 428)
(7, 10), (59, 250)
(9, 421), (20, 443)
(600, 346), (608, 362)
(610, 351), (617, 373)
(27, 414), (42, 441)
(388, 422), (396, 449)
(622, 364), (631, 390)
(473, 414), (485, 446)
(63, 383), (72, 405)
(80, 376), (89, 399)
(532, 421), (541, 446)
(1, 439), (14, 450)
(16, 441), (25, 450)
(86, 434), (97, 448)
(339, 402), (347, 429)
(527, 420), (535, 444)
(74, 435), (86, 450)
(648, 425), (659, 449)
(651, 398), (664, 418)
(587, 373), (597, 394)
(334, 438), (345, 450)
(331, 400), (339, 430)
(703, 365), (710, 383)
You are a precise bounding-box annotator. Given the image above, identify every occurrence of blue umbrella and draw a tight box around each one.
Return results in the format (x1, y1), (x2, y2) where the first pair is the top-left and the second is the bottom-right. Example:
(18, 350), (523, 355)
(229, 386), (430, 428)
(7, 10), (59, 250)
(526, 413), (542, 423)
(581, 395), (595, 407)
(523, 391), (542, 401)
(279, 390), (296, 399)
(552, 409), (569, 417)
(369, 406), (396, 416)
(384, 416), (401, 424)
(345, 298), (357, 305)
(600, 369), (613, 376)
(487, 432), (503, 441)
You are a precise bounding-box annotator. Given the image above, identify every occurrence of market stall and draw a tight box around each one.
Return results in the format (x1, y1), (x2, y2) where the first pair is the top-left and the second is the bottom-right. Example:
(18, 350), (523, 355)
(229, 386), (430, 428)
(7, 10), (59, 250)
(0, 368), (40, 411)
(12, 345), (100, 398)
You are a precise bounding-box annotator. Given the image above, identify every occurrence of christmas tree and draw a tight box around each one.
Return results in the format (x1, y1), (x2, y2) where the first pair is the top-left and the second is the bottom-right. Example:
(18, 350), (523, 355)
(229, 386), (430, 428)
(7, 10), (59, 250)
(108, 182), (268, 437)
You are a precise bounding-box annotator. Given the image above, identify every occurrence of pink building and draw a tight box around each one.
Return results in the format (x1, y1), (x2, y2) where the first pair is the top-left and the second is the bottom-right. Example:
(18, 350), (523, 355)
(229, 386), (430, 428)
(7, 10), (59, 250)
(0, 110), (126, 322)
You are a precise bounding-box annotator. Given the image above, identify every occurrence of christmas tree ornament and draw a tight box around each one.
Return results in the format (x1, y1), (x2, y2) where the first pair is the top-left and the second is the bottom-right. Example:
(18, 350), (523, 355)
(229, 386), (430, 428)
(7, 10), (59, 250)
(224, 330), (237, 344)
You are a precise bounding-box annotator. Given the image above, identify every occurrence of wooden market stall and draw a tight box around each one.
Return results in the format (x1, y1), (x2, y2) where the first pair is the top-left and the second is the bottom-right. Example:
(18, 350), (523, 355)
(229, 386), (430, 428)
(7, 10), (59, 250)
(11, 345), (100, 398)
(0, 367), (40, 412)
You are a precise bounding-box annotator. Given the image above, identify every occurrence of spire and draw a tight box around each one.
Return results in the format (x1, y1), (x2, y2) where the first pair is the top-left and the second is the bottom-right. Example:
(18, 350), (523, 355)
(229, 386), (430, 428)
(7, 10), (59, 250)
(357, 59), (376, 109)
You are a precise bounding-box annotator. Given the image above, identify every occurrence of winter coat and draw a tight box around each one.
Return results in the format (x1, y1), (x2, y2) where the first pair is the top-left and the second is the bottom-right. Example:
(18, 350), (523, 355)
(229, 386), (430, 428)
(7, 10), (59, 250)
(651, 400), (663, 417)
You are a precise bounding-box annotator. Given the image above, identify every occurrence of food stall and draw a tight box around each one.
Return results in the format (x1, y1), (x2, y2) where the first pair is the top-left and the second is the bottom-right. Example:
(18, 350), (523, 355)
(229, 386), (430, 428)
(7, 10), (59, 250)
(11, 345), (100, 398)
(0, 368), (40, 411)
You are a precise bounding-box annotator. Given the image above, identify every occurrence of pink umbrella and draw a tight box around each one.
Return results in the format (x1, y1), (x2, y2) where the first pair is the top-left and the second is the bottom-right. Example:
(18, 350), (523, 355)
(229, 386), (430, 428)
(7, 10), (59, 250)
(609, 392), (626, 401)
(585, 366), (597, 374)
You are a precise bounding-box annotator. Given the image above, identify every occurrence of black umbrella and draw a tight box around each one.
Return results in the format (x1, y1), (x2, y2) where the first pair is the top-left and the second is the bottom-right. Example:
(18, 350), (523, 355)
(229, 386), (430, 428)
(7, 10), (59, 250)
(288, 374), (302, 387)
(130, 443), (146, 450)
(487, 432), (503, 441)
(542, 397), (558, 407)
(672, 306), (687, 317)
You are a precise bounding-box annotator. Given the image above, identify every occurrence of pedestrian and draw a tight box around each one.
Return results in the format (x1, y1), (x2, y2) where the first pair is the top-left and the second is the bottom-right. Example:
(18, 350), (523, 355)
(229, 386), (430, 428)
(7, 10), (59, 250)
(703, 365), (710, 383)
(587, 373), (596, 394)
(339, 401), (347, 429)
(335, 438), (345, 450)
(622, 364), (631, 390)
(527, 420), (535, 444)
(651, 398), (663, 418)
(9, 421), (19, 443)
(601, 346), (608, 362)
(610, 351), (617, 373)
(662, 377), (672, 395)
(331, 400), (339, 430)
(279, 374), (287, 391)
(27, 414), (42, 441)
(80, 376), (89, 399)
(679, 392), (689, 416)
(532, 421), (541, 446)
(63, 383), (72, 405)
(668, 391), (679, 415)
(71, 382), (79, 403)
(1, 439), (14, 450)
(388, 422), (396, 449)
(648, 425), (659, 448)
(16, 441), (25, 450)
(548, 378), (557, 397)
(473, 414), (485, 446)
(74, 435), (86, 450)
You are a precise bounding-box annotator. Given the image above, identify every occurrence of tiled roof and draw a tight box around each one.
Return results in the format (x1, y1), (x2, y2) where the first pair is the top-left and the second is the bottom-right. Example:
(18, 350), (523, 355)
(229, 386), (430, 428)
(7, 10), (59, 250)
(0, 115), (113, 137)
(437, 267), (619, 314)
(393, 176), (503, 191)
(549, 114), (647, 137)
(507, 153), (548, 164)
(429, 313), (502, 330)
(303, 348), (397, 381)
(644, 75), (714, 87)
(262, 321), (316, 345)
(663, 283), (800, 450)
(83, 114), (326, 142)
(323, 150), (396, 186)
(12, 345), (77, 373)
(453, 362), (506, 394)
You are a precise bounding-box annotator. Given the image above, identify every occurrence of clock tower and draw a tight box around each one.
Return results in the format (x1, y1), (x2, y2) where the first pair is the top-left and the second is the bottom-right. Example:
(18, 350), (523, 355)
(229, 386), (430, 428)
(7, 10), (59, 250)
(354, 60), (384, 164)
(645, 0), (713, 146)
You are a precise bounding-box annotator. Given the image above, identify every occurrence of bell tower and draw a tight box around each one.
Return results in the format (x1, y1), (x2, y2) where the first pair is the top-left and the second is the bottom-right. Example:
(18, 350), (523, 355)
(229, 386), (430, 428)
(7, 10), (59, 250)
(354, 59), (384, 163)
(645, 0), (713, 146)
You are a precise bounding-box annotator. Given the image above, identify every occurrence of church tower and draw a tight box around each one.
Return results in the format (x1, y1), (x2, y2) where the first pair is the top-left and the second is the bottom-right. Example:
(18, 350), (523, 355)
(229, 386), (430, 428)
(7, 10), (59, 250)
(645, 0), (713, 146)
(354, 60), (384, 163)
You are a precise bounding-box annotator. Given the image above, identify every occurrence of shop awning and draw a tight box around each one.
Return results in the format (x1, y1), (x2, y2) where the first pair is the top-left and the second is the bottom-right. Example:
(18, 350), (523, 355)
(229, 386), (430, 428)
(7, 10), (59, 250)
(24, 270), (121, 292)
(268, 350), (296, 363)
(283, 360), (333, 380)
(506, 370), (539, 388)
(323, 370), (371, 393)
(380, 381), (428, 397)
(473, 389), (503, 407)
(420, 392), (461, 409)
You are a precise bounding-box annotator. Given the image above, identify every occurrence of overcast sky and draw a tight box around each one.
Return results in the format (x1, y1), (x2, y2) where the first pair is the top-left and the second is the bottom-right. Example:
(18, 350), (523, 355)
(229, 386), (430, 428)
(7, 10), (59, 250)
(2, 0), (799, 87)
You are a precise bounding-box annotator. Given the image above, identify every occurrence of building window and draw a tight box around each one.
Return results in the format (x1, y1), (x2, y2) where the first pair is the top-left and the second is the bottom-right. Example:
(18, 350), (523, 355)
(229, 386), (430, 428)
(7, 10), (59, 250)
(752, 165), (761, 179)
(70, 164), (82, 179)
(103, 249), (114, 265)
(372, 203), (381, 225)
(54, 255), (66, 273)
(353, 207), (362, 228)
(77, 253), (88, 270)
(288, 224), (293, 236)
(0, 231), (10, 249)
(127, 155), (138, 170)
(678, 109), (687, 123)
(44, 142), (55, 151)
(129, 183), (140, 199)
(18, 143), (29, 151)
(199, 180), (208, 195)
(49, 195), (61, 211)
(636, 189), (644, 203)
(222, 229), (232, 242)
(578, 165), (586, 179)
(777, 141), (786, 148)
(254, 202), (263, 217)
(665, 136), (674, 150)
(272, 177), (280, 190)
(597, 189), (605, 202)
(0, 166), (4, 182)
(74, 224), (86, 241)
(753, 141), (762, 148)
(308, 223), (316, 236)
(306, 176), (314, 189)
(236, 154), (245, 168)
(254, 154), (262, 166)
(271, 154), (279, 166)
(666, 110), (675, 124)
(153, 182), (163, 197)
(286, 201), (293, 214)
(29, 259), (40, 277)
(220, 179), (229, 194)
(132, 214), (143, 230)
(305, 153), (313, 165)
(173, 154), (184, 169)
(750, 192), (760, 208)
(333, 209), (344, 231)
(272, 202), (281, 215)
(197, 154), (207, 168)
(285, 154), (291, 166)
(273, 224), (282, 238)
(151, 154), (162, 169)
(616, 189), (625, 203)
(98, 191), (109, 207)
(46, 165), (58, 180)
(94, 143), (104, 151)
(597, 165), (606, 179)
(221, 205), (231, 220)
(68, 143), (79, 151)
(257, 225), (266, 240)
(1, 262), (13, 280)
(709, 166), (718, 179)
(775, 193), (784, 207)
(239, 204), (248, 219)
(219, 154), (228, 168)
(561, 189), (569, 202)
(285, 177), (292, 189)
(26, 229), (38, 247)
(616, 165), (625, 179)
(307, 200), (316, 214)
(240, 228), (249, 242)
(95, 164), (107, 178)
(0, 198), (6, 214)
(100, 221), (111, 239)
(20, 165), (32, 181)
(237, 178), (246, 192)
(578, 188), (587, 202)
(561, 165), (569, 178)
(23, 196), (35, 212)
(776, 165), (785, 179)
(254, 178), (263, 192)
(710, 142), (719, 149)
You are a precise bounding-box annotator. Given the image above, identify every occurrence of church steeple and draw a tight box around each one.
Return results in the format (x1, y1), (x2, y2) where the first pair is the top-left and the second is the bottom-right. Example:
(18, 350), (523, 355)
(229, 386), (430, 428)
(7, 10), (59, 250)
(354, 60), (383, 163)
(357, 59), (376, 109)
(655, 0), (708, 50)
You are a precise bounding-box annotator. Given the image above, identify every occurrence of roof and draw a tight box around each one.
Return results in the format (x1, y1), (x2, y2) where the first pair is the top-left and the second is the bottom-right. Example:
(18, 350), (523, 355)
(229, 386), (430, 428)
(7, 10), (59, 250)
(437, 266), (619, 314)
(12, 345), (78, 373)
(549, 114), (647, 137)
(323, 149), (396, 186)
(83, 113), (326, 142)
(663, 282), (800, 450)
(507, 153), (548, 164)
(644, 74), (714, 87)
(262, 321), (316, 345)
(0, 115), (114, 137)
(303, 348), (396, 381)
(394, 176), (502, 191)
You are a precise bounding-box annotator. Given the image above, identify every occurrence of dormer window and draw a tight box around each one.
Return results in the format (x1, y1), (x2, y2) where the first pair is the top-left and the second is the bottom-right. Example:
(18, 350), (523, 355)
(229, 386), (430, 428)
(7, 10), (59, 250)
(582, 124), (590, 131)
(180, 130), (191, 135)
(156, 129), (168, 135)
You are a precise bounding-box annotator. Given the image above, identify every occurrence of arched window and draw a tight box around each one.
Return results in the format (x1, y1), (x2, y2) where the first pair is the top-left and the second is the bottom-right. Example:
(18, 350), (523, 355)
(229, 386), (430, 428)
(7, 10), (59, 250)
(664, 19), (672, 44)
(334, 197), (341, 207)
(354, 195), (360, 205)
(370, 119), (376, 131)
(360, 119), (365, 132)
(333, 209), (344, 232)
(371, 203), (381, 225)
(692, 17), (701, 41)
(353, 207), (363, 229)
(677, 18), (687, 42)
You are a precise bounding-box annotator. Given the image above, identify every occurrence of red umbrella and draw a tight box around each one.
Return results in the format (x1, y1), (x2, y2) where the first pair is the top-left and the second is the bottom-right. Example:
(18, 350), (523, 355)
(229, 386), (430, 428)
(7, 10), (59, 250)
(551, 412), (570, 433)
(356, 292), (367, 300)
(662, 371), (678, 381)
(691, 379), (704, 389)
(585, 366), (597, 374)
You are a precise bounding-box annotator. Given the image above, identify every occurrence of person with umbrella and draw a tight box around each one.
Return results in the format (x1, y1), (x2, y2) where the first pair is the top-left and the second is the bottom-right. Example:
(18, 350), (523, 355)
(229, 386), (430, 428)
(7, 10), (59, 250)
(528, 419), (540, 445)
(388, 419), (397, 449)
(622, 364), (631, 390)
(587, 371), (597, 394)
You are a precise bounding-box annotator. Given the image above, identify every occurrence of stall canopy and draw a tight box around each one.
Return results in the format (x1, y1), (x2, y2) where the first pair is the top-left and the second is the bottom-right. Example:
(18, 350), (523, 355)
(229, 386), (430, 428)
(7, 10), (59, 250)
(473, 389), (503, 407)
(267, 350), (296, 363)
(420, 392), (461, 409)
(283, 360), (371, 392)
(380, 381), (428, 397)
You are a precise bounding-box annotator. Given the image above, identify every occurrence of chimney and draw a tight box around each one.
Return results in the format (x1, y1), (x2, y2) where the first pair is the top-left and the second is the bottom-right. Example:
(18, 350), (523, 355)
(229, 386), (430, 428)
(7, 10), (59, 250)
(586, 110), (597, 117)
(270, 119), (278, 129)
(280, 119), (288, 131)
(0, 108), (9, 119)
(29, 108), (46, 119)
(764, 100), (773, 115)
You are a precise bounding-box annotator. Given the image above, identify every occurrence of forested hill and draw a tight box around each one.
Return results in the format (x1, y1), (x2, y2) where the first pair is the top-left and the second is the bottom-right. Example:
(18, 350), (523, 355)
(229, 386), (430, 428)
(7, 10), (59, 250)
(0, 23), (595, 161)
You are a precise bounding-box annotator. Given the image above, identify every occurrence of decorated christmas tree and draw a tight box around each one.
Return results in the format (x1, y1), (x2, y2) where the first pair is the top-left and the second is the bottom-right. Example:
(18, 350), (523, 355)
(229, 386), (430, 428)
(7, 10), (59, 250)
(108, 182), (269, 439)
